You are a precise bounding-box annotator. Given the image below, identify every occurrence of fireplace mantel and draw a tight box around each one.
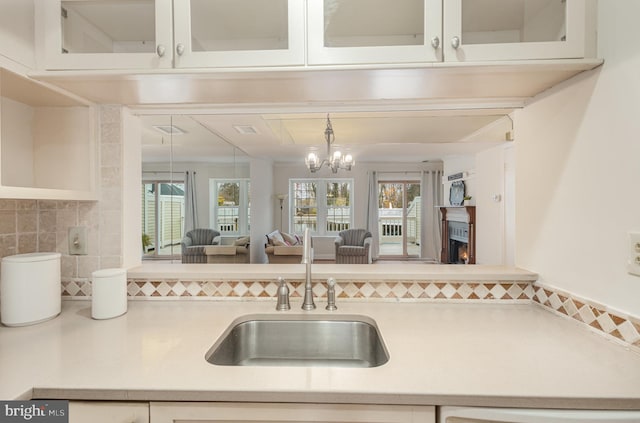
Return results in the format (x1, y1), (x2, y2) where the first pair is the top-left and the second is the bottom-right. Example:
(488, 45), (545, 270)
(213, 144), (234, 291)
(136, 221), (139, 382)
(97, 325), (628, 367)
(439, 206), (476, 264)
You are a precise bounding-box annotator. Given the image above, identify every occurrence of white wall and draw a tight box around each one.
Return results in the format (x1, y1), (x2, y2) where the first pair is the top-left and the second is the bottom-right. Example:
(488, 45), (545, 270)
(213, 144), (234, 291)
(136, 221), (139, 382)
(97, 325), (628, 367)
(515, 1), (640, 317)
(476, 145), (506, 265)
(122, 108), (142, 269)
(250, 158), (274, 263)
(33, 107), (91, 190)
(442, 156), (476, 205)
(0, 97), (34, 187)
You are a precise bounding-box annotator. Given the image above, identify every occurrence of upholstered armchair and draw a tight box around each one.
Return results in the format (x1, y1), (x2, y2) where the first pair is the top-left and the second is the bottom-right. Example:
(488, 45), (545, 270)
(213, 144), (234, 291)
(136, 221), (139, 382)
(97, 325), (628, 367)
(181, 228), (221, 263)
(335, 229), (372, 264)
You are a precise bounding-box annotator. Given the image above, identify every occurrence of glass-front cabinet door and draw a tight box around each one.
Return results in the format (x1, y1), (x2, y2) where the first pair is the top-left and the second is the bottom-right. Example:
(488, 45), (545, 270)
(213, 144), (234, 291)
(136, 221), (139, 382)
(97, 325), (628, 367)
(173, 0), (305, 68)
(307, 0), (442, 65)
(39, 0), (173, 70)
(443, 0), (591, 62)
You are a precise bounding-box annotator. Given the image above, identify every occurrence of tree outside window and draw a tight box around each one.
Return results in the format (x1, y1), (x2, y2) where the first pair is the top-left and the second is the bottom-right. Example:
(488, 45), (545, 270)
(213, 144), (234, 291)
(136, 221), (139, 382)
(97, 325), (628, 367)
(290, 179), (353, 235)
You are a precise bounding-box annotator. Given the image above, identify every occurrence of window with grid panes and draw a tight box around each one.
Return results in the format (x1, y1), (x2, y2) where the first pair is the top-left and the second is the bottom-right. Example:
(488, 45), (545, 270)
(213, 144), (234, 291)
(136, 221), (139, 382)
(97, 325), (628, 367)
(290, 179), (353, 235)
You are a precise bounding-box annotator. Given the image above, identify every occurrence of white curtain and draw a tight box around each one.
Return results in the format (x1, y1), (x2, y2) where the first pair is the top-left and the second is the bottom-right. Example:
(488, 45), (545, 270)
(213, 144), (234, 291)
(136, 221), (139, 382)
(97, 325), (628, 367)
(366, 171), (380, 261)
(421, 170), (444, 262)
(184, 171), (199, 233)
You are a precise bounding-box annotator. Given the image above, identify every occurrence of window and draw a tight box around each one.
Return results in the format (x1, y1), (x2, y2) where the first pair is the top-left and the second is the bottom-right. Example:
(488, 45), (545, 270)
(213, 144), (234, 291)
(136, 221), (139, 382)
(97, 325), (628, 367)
(210, 179), (250, 236)
(290, 178), (353, 235)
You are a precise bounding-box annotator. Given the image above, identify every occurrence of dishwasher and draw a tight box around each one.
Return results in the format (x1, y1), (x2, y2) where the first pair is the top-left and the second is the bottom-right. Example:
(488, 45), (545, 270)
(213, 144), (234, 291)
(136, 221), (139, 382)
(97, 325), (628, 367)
(439, 406), (640, 422)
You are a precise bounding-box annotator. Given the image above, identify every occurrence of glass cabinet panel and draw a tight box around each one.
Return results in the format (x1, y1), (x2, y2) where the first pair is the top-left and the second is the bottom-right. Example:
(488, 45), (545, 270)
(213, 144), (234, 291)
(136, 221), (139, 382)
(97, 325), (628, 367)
(307, 0), (442, 65)
(173, 0), (304, 68)
(461, 0), (566, 45)
(190, 0), (289, 52)
(323, 0), (424, 48)
(61, 0), (156, 54)
(40, 0), (173, 70)
(444, 0), (590, 61)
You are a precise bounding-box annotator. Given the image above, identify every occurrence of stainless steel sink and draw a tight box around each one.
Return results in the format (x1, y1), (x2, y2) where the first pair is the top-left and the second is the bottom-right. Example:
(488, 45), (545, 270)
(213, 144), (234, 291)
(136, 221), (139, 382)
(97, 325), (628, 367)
(205, 314), (389, 367)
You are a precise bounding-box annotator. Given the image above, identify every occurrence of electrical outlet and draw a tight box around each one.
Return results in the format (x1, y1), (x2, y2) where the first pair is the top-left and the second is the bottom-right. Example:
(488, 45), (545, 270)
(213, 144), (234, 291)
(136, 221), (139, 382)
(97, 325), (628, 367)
(628, 232), (640, 277)
(69, 226), (88, 255)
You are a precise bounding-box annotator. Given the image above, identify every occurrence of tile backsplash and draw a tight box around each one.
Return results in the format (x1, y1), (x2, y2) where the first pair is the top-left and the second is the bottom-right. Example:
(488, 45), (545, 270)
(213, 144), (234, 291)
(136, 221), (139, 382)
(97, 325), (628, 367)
(0, 199), (103, 278)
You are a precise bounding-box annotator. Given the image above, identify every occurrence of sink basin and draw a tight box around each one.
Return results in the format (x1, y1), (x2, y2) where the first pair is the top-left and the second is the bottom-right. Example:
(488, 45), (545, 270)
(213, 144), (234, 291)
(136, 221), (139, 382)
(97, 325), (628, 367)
(205, 314), (389, 368)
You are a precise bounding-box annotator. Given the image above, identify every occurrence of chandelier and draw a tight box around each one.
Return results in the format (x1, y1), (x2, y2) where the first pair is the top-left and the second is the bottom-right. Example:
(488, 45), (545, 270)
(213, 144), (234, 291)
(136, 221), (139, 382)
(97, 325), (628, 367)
(305, 114), (354, 173)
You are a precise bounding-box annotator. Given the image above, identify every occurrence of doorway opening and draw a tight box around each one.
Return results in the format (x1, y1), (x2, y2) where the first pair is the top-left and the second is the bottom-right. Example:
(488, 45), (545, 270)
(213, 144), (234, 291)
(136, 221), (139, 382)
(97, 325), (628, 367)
(142, 181), (185, 260)
(377, 181), (421, 259)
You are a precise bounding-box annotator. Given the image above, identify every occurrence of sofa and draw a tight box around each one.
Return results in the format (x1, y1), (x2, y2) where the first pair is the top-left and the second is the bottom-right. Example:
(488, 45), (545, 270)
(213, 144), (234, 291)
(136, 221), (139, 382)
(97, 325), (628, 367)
(204, 236), (250, 263)
(335, 229), (372, 264)
(264, 230), (305, 264)
(181, 228), (221, 263)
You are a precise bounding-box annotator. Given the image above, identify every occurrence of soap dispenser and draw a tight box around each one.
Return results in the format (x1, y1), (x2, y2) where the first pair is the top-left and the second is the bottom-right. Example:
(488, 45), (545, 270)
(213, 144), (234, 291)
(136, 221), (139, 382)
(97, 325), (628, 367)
(276, 277), (290, 311)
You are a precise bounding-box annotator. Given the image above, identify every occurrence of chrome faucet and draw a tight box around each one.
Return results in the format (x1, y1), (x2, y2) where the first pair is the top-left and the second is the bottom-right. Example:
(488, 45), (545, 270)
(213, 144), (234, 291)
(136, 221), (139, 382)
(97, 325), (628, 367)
(301, 228), (315, 310)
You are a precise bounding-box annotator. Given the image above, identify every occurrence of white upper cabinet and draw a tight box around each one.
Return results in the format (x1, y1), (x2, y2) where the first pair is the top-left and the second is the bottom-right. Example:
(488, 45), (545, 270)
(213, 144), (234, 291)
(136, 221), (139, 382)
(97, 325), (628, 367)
(173, 0), (305, 68)
(443, 0), (595, 62)
(36, 0), (596, 71)
(307, 0), (443, 65)
(39, 0), (173, 70)
(38, 0), (304, 70)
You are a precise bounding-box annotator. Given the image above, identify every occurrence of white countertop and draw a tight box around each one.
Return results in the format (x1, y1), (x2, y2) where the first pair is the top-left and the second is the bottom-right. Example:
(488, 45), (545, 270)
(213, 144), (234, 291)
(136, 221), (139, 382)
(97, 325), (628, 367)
(1, 300), (639, 409)
(128, 263), (538, 281)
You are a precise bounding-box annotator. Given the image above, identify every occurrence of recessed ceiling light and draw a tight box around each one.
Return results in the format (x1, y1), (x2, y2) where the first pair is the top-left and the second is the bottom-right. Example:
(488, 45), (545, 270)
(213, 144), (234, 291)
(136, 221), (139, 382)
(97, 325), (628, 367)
(152, 125), (186, 135)
(233, 125), (258, 135)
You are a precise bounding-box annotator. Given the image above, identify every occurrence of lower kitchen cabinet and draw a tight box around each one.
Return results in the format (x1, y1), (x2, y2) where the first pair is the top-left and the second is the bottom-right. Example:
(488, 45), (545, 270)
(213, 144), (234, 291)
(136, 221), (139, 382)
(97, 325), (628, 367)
(150, 402), (435, 423)
(69, 401), (149, 423)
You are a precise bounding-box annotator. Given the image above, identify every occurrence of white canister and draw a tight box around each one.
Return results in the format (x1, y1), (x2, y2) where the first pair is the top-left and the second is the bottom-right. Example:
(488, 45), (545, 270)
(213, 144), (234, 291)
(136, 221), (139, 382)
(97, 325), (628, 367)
(91, 268), (127, 319)
(0, 252), (62, 326)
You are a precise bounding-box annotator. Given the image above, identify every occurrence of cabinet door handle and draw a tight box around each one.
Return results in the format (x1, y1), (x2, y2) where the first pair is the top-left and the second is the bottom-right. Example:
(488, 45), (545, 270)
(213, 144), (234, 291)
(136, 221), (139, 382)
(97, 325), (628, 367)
(430, 36), (440, 49)
(176, 43), (185, 56)
(451, 36), (461, 49)
(156, 44), (166, 57)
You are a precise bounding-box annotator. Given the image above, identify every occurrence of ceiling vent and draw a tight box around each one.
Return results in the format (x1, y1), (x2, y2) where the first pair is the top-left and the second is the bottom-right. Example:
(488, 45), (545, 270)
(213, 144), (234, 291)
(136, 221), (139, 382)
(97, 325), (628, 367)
(233, 125), (258, 135)
(152, 125), (186, 135)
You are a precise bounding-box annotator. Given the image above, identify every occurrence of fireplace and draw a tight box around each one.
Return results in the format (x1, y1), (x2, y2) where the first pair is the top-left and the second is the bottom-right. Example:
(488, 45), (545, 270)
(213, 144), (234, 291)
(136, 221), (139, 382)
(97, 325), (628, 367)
(439, 206), (476, 264)
(448, 221), (469, 264)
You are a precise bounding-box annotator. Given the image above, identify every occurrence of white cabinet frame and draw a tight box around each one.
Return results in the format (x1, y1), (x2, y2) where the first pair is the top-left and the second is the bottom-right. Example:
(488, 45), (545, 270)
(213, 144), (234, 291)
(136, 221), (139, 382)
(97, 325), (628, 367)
(173, 0), (306, 68)
(443, 0), (591, 62)
(307, 0), (442, 65)
(37, 0), (173, 70)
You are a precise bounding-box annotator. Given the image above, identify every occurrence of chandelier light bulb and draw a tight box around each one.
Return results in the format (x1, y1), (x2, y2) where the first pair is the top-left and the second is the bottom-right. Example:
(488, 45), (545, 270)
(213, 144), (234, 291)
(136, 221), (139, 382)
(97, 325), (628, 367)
(304, 114), (355, 173)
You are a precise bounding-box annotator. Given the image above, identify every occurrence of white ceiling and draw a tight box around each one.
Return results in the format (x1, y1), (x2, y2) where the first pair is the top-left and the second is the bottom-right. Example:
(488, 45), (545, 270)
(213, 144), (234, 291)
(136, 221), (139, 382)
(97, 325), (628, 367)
(140, 110), (513, 164)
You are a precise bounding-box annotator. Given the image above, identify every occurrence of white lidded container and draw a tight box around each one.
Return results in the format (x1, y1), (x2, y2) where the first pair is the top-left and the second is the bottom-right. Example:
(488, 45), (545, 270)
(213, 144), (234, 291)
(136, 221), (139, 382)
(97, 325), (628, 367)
(0, 252), (62, 326)
(91, 268), (127, 319)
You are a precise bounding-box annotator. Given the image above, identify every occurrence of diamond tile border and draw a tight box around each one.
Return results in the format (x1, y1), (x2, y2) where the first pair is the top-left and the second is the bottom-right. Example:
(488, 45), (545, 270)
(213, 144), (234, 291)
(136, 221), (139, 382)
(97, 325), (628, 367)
(60, 278), (640, 352)
(62, 279), (534, 302)
(533, 283), (640, 352)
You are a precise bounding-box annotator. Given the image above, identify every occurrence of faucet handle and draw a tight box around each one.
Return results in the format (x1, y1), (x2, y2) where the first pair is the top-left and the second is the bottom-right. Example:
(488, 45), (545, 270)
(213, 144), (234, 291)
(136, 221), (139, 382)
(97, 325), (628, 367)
(276, 277), (290, 311)
(326, 277), (337, 311)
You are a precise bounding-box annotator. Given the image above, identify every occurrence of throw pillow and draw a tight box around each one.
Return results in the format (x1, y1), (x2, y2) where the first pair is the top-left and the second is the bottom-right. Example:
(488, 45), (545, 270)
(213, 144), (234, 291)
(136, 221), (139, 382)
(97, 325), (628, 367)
(266, 230), (285, 246)
(281, 232), (299, 246)
(234, 236), (250, 246)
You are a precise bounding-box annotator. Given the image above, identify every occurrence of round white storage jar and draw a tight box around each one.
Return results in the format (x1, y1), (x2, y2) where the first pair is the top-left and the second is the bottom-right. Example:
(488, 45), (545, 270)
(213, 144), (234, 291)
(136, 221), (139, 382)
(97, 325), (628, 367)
(0, 252), (62, 327)
(91, 268), (127, 319)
